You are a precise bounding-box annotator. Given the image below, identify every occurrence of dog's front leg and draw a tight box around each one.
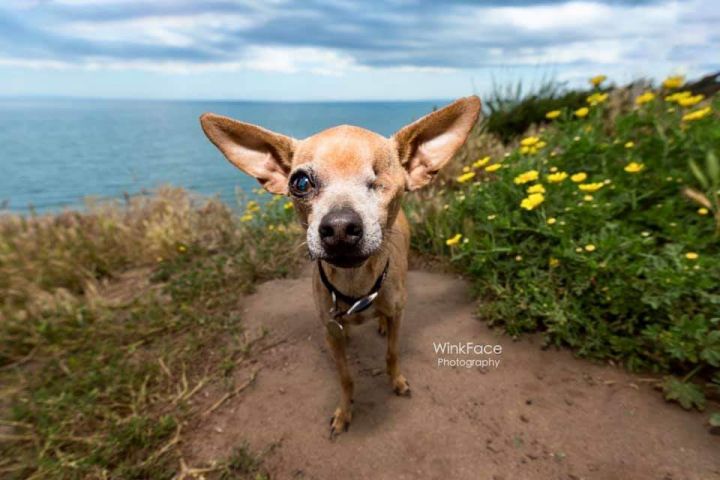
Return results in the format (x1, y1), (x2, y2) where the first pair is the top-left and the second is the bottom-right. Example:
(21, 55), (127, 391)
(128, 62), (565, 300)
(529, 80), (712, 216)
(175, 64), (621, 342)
(384, 313), (411, 396)
(326, 330), (353, 438)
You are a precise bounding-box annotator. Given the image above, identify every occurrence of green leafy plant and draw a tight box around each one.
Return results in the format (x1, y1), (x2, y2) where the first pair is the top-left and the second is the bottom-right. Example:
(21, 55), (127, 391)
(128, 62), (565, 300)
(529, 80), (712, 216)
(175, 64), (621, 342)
(408, 78), (720, 408)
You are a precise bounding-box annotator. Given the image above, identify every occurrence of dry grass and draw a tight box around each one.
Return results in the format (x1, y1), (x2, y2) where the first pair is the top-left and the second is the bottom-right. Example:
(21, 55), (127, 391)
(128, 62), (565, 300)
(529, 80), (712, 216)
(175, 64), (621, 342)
(0, 187), (303, 479)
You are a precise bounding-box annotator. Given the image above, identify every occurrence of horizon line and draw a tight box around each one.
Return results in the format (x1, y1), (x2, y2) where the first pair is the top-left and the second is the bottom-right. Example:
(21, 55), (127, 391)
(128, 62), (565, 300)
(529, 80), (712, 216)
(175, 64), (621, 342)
(0, 94), (461, 104)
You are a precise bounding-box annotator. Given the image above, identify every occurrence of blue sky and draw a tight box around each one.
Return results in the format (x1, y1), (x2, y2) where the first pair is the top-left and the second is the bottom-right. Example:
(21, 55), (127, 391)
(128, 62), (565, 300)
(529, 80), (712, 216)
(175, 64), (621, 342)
(0, 0), (717, 100)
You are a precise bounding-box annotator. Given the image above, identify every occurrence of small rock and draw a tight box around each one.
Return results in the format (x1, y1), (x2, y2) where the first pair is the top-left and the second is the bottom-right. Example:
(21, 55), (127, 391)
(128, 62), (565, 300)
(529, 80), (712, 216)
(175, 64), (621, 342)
(525, 399), (533, 405)
(520, 414), (529, 423)
(565, 398), (574, 406)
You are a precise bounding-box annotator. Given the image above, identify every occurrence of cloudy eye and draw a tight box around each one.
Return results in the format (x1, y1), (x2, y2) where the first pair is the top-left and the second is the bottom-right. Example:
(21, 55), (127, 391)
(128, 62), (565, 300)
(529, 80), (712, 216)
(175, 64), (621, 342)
(289, 171), (314, 197)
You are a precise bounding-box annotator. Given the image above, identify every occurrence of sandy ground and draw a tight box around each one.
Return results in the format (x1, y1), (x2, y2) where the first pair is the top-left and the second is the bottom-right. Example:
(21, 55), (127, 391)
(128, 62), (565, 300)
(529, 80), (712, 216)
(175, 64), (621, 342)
(184, 268), (720, 480)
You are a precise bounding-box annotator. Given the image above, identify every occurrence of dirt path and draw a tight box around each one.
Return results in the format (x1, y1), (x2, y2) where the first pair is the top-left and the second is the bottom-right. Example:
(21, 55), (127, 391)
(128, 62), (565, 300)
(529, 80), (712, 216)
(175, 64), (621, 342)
(184, 268), (719, 480)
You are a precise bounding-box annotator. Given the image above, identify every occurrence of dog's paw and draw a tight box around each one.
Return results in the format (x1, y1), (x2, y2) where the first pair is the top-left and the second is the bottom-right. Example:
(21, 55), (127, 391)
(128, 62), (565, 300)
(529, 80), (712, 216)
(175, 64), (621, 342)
(392, 374), (411, 396)
(329, 407), (352, 439)
(377, 317), (387, 336)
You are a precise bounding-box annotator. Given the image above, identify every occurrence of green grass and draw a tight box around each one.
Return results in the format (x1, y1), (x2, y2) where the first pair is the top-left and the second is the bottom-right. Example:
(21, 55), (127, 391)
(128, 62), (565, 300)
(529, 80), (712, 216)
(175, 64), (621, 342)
(0, 188), (303, 479)
(483, 75), (591, 143)
(407, 80), (720, 413)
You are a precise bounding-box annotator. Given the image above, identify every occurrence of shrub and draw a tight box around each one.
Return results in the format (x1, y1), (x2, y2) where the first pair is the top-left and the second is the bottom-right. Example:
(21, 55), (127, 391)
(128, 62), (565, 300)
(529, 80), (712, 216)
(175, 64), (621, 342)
(483, 77), (592, 142)
(407, 79), (720, 410)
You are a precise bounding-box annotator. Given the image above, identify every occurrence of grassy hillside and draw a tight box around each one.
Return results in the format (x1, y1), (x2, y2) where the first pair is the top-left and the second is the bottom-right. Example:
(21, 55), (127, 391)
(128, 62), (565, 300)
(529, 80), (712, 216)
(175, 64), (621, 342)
(0, 188), (302, 478)
(407, 75), (720, 414)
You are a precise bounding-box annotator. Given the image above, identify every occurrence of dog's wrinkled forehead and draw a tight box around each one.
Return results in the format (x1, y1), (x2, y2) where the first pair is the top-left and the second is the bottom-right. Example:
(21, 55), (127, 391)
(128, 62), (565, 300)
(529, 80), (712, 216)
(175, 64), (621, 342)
(293, 125), (396, 178)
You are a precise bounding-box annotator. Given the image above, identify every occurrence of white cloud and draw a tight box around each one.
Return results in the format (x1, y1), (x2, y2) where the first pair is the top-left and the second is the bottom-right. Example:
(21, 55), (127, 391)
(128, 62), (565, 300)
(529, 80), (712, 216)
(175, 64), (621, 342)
(0, 0), (717, 84)
(241, 46), (357, 75)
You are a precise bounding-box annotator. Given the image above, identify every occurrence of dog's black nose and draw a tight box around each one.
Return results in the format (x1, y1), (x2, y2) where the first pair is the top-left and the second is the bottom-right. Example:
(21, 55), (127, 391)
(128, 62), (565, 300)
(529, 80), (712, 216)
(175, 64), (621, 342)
(319, 207), (363, 251)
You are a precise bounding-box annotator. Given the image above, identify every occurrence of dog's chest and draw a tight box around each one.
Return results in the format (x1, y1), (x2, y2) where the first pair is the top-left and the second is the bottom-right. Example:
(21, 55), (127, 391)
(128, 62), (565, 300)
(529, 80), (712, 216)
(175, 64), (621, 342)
(340, 306), (376, 325)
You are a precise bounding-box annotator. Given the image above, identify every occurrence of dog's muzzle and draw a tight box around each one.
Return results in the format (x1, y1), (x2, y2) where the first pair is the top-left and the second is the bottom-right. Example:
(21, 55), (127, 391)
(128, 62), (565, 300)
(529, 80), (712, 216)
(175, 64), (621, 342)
(318, 207), (368, 268)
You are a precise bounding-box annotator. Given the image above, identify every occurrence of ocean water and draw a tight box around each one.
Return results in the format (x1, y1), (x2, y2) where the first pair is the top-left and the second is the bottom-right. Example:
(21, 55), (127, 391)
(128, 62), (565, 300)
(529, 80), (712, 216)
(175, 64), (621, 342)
(0, 99), (441, 213)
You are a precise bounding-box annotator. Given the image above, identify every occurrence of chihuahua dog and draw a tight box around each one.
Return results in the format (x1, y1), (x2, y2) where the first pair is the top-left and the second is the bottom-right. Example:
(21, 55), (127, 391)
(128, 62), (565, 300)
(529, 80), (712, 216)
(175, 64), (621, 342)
(200, 96), (480, 437)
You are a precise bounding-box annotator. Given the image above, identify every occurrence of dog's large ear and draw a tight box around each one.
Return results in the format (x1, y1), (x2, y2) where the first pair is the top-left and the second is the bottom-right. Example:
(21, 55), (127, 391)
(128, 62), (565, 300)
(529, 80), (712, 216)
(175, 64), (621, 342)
(393, 96), (481, 191)
(200, 113), (295, 194)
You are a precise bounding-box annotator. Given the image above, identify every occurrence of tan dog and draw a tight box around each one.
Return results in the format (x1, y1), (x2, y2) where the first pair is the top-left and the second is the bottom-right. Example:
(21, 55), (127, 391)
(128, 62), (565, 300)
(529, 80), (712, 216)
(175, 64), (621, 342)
(200, 96), (480, 437)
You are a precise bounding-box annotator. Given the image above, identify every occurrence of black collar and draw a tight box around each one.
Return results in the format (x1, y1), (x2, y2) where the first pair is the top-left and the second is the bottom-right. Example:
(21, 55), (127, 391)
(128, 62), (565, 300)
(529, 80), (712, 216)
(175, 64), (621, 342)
(318, 259), (389, 319)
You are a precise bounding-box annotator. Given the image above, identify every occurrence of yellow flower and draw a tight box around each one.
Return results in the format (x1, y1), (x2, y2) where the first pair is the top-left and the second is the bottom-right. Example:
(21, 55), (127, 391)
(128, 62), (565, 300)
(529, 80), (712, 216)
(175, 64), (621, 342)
(583, 195), (594, 201)
(246, 200), (260, 212)
(624, 141), (635, 149)
(546, 110), (561, 119)
(547, 172), (568, 183)
(550, 166), (558, 173)
(665, 91), (691, 103)
(284, 201), (294, 210)
(485, 163), (502, 172)
(586, 92), (608, 106)
(520, 136), (540, 147)
(520, 193), (545, 211)
(585, 244), (596, 252)
(574, 107), (589, 118)
(446, 234), (462, 246)
(177, 244), (187, 253)
(662, 75), (684, 89)
(570, 172), (587, 183)
(698, 207), (709, 216)
(635, 91), (655, 105)
(549, 257), (560, 268)
(682, 106), (712, 122)
(677, 94), (704, 107)
(473, 156), (491, 168)
(589, 75), (607, 87)
(624, 162), (645, 173)
(578, 182), (604, 192)
(520, 141), (545, 155)
(546, 217), (557, 225)
(514, 170), (539, 185)
(685, 252), (698, 260)
(456, 171), (476, 183)
(527, 184), (546, 194)
(241, 213), (254, 222)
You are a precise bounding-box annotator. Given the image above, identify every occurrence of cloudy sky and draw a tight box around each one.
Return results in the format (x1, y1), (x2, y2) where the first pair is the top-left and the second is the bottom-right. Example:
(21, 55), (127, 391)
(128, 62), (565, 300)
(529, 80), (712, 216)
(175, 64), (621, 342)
(0, 0), (717, 100)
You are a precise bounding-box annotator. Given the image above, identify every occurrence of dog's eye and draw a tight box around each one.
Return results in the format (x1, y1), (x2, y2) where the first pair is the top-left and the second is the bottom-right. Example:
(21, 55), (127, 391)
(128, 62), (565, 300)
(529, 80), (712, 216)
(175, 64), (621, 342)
(289, 171), (314, 197)
(367, 178), (381, 191)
